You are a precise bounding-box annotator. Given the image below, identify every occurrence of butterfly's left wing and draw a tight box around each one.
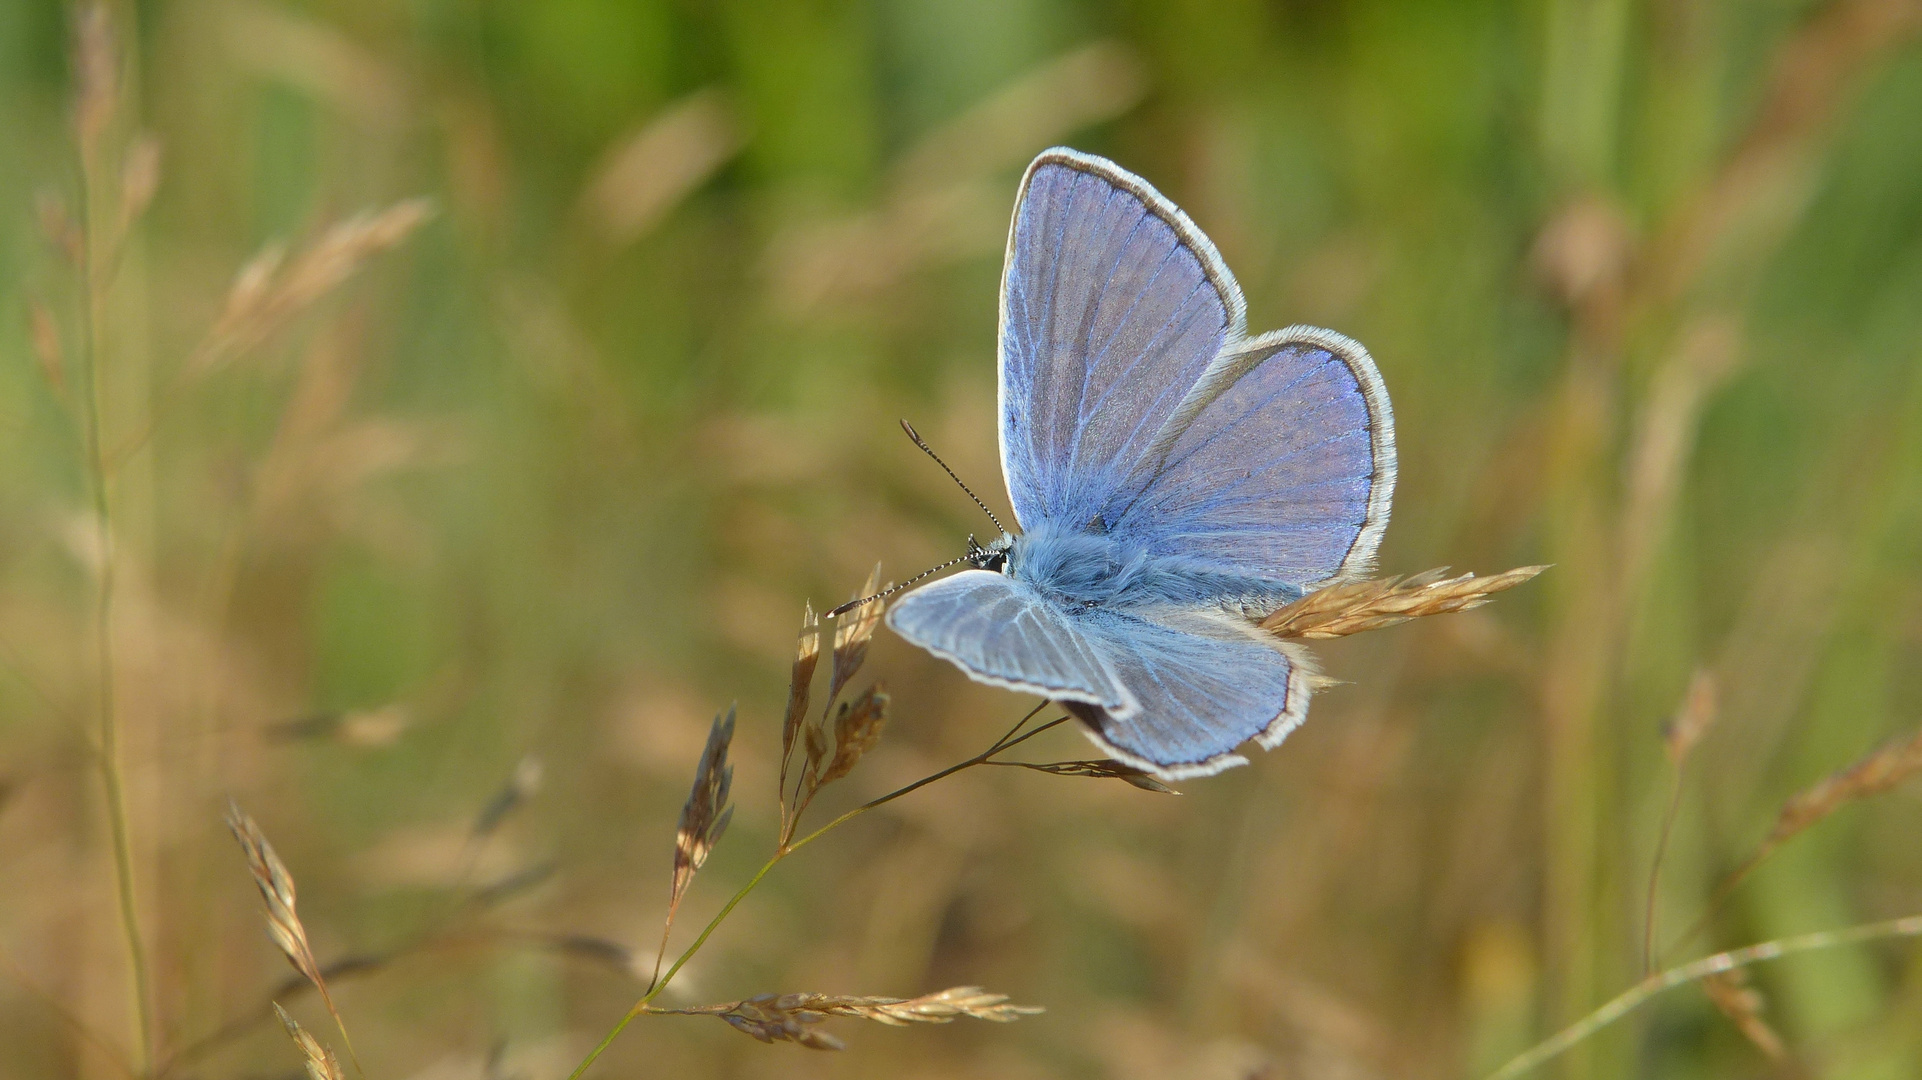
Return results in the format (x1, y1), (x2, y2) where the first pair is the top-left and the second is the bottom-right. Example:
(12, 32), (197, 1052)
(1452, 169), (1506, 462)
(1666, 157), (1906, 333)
(1064, 608), (1312, 780)
(998, 149), (1244, 532)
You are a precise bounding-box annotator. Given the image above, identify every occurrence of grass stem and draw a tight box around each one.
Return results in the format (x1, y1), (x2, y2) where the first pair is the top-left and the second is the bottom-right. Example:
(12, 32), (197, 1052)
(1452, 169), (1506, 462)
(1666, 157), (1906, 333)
(1488, 913), (1922, 1080)
(564, 704), (1063, 1079)
(77, 127), (154, 1076)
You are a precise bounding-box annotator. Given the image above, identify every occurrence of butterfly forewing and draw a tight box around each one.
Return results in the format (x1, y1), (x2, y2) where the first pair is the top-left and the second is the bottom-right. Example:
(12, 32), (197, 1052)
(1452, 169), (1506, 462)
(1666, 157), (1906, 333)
(998, 149), (1243, 533)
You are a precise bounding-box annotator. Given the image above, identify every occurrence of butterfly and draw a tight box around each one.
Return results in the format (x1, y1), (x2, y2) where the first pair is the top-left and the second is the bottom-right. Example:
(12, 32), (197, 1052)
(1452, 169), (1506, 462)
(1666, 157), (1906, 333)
(884, 148), (1396, 780)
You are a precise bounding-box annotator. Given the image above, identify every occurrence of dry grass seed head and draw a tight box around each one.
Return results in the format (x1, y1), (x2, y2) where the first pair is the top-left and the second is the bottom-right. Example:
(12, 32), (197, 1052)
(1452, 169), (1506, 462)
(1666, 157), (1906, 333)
(781, 603), (822, 771)
(1011, 758), (1179, 793)
(226, 802), (322, 987)
(694, 986), (1042, 1050)
(819, 683), (889, 787)
(37, 191), (84, 264)
(1663, 669), (1719, 767)
(1700, 969), (1787, 1061)
(826, 563), (887, 706)
(1768, 728), (1922, 848)
(1260, 565), (1547, 640)
(199, 198), (434, 371)
(71, 3), (117, 149)
(118, 134), (162, 227)
(274, 1004), (345, 1080)
(673, 707), (736, 909)
(28, 299), (65, 395)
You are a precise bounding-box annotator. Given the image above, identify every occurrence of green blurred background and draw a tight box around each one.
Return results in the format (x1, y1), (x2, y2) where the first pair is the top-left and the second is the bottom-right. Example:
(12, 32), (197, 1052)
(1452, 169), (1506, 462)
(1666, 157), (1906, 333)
(4, 0), (1922, 1077)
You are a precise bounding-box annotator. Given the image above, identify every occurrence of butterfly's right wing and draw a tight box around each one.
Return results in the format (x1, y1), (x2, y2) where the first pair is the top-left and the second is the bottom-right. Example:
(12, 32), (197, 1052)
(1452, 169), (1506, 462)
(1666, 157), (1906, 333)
(998, 149), (1245, 533)
(886, 570), (1134, 714)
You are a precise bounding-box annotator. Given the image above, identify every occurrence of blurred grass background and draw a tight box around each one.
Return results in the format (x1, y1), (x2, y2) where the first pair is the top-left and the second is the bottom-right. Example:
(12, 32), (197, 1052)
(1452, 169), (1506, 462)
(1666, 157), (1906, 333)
(3, 0), (1922, 1077)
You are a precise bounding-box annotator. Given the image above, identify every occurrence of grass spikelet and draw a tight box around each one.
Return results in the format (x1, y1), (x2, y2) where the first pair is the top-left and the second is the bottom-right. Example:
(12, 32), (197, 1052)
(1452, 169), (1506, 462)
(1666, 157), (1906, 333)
(227, 803), (361, 1074)
(195, 199), (434, 373)
(1668, 726), (1922, 960)
(117, 134), (161, 229)
(1765, 728), (1922, 852)
(826, 563), (887, 707)
(37, 191), (83, 265)
(777, 604), (821, 827)
(71, 3), (117, 149)
(672, 708), (737, 915)
(1260, 565), (1548, 639)
(581, 88), (743, 244)
(662, 986), (1042, 1050)
(819, 684), (889, 787)
(1662, 669), (1719, 767)
(995, 757), (1179, 793)
(274, 1004), (345, 1080)
(1700, 969), (1787, 1061)
(27, 299), (66, 397)
(650, 706), (736, 989)
(226, 804), (323, 996)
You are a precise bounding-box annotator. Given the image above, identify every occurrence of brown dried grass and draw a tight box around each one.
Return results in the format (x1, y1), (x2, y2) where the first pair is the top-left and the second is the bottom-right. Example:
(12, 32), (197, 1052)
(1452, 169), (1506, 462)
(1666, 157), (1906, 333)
(1664, 727), (1922, 968)
(777, 603), (821, 829)
(1260, 566), (1548, 639)
(1663, 670), (1721, 767)
(993, 757), (1178, 794)
(273, 1004), (345, 1080)
(226, 803), (360, 1074)
(826, 564), (886, 705)
(1700, 969), (1788, 1062)
(27, 299), (65, 397)
(818, 684), (890, 788)
(656, 986), (1043, 1051)
(194, 199), (434, 375)
(671, 708), (737, 918)
(1766, 728), (1922, 849)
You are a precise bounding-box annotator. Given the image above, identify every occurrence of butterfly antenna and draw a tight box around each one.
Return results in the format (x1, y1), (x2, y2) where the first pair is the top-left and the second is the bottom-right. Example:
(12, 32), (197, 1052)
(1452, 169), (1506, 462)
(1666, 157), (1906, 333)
(826, 555), (968, 618)
(900, 419), (1006, 535)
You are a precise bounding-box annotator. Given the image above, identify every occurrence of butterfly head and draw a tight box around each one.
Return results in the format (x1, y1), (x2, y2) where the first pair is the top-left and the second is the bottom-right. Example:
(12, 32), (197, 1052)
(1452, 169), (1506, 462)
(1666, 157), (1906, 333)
(966, 532), (1015, 574)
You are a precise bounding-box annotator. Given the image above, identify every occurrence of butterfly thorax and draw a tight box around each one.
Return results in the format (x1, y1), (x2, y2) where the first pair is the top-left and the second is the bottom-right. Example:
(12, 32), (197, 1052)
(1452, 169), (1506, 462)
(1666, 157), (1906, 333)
(1003, 521), (1304, 614)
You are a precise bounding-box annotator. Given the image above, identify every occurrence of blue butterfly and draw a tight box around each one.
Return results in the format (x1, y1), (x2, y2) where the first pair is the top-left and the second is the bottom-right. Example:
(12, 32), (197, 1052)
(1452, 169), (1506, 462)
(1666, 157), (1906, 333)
(886, 148), (1396, 780)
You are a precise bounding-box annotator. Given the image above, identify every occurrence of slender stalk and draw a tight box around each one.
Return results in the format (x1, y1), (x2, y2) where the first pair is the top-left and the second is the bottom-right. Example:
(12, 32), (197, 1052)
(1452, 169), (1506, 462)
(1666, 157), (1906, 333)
(1641, 769), (1687, 973)
(77, 123), (154, 1075)
(1488, 913), (1922, 1080)
(565, 706), (1064, 1080)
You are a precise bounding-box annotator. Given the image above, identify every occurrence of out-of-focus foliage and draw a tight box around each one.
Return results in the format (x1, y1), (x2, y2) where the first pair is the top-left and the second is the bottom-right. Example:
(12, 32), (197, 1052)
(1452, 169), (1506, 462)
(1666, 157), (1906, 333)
(2, 0), (1921, 1077)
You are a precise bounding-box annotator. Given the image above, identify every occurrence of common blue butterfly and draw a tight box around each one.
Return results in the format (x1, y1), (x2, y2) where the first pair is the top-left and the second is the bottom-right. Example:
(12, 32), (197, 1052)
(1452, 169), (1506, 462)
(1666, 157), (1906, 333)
(886, 148), (1396, 779)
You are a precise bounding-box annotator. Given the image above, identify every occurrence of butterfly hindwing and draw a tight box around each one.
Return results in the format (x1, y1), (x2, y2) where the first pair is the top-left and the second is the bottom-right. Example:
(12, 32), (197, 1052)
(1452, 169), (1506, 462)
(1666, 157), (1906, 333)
(1064, 609), (1310, 779)
(998, 149), (1244, 533)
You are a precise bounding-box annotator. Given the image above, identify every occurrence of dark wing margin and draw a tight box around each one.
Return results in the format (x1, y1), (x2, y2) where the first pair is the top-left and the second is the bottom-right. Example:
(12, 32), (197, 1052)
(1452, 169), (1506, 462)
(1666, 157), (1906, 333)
(996, 148), (1245, 534)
